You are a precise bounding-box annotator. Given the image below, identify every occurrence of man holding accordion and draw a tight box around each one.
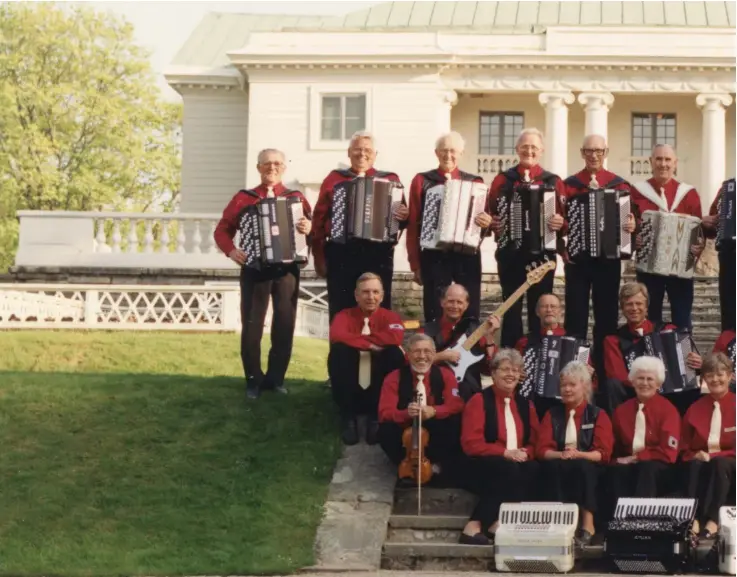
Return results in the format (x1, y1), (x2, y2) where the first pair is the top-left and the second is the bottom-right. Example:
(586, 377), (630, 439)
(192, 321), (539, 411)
(214, 149), (313, 400)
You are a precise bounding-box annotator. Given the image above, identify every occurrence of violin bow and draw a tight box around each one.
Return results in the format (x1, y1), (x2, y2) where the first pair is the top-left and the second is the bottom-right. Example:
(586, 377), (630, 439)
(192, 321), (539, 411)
(417, 397), (422, 517)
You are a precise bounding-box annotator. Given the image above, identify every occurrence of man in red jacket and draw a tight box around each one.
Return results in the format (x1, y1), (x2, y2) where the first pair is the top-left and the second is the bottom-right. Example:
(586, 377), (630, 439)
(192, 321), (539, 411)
(213, 149), (312, 400)
(631, 144), (705, 330)
(312, 131), (408, 321)
(328, 272), (406, 445)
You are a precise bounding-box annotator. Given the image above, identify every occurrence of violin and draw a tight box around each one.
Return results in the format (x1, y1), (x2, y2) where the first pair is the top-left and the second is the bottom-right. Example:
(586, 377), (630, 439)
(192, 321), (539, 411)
(398, 390), (433, 486)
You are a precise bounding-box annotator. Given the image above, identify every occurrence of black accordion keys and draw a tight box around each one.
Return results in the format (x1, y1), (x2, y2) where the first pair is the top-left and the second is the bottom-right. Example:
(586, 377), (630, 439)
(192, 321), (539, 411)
(236, 197), (308, 269)
(496, 182), (557, 255)
(622, 329), (699, 394)
(716, 178), (736, 250)
(518, 335), (591, 399)
(605, 497), (697, 574)
(567, 188), (632, 260)
(330, 175), (404, 244)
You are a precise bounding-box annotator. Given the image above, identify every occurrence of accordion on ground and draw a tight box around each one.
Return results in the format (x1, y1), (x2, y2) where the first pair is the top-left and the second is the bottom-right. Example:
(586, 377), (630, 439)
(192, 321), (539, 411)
(495, 502), (578, 573)
(567, 188), (632, 260)
(419, 179), (488, 253)
(622, 329), (699, 394)
(604, 497), (697, 574)
(635, 210), (703, 279)
(330, 175), (404, 244)
(237, 197), (308, 269)
(716, 178), (736, 250)
(518, 335), (591, 400)
(718, 506), (736, 575)
(497, 183), (557, 255)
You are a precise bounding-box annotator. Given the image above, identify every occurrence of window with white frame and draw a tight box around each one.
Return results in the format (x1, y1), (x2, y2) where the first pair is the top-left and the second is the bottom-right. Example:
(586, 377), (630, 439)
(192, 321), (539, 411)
(631, 113), (676, 157)
(320, 94), (366, 141)
(479, 112), (524, 155)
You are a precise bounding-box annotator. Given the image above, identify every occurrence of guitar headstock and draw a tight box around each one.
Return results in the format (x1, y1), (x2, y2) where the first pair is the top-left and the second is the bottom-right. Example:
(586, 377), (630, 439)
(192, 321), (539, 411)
(526, 258), (556, 285)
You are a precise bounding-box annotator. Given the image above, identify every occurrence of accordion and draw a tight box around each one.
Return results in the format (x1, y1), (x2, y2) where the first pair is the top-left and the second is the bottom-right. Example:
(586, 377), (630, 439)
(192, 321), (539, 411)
(605, 497), (697, 574)
(518, 335), (591, 399)
(635, 210), (703, 279)
(236, 197), (308, 269)
(718, 506), (736, 575)
(419, 179), (487, 253)
(716, 179), (736, 250)
(495, 502), (578, 573)
(497, 182), (557, 255)
(622, 329), (699, 394)
(330, 176), (404, 244)
(567, 188), (632, 260)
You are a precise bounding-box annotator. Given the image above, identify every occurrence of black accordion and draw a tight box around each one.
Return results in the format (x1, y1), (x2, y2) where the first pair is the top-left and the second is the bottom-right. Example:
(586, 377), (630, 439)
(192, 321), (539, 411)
(605, 497), (697, 574)
(330, 175), (404, 244)
(716, 178), (736, 250)
(518, 335), (591, 399)
(236, 197), (308, 269)
(622, 329), (699, 394)
(497, 182), (557, 255)
(567, 188), (632, 260)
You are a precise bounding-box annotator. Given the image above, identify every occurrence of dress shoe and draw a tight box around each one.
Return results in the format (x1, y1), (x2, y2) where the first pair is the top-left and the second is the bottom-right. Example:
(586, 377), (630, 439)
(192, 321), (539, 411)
(576, 529), (593, 546)
(245, 379), (260, 400)
(459, 532), (491, 546)
(365, 419), (379, 445)
(340, 416), (359, 446)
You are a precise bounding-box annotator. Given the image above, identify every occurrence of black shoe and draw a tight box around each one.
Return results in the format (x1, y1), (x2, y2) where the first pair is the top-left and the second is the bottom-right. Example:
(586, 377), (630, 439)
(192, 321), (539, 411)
(576, 529), (593, 546)
(459, 532), (491, 546)
(365, 419), (379, 445)
(246, 379), (260, 400)
(340, 416), (359, 445)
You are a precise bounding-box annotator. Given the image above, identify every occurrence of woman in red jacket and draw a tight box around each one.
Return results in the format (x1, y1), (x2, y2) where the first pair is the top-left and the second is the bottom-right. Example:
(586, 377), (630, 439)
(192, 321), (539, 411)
(680, 353), (736, 539)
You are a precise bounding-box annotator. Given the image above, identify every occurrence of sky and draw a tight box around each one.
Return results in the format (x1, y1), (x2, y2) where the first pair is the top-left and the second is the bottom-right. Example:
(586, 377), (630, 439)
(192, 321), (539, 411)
(77, 1), (382, 101)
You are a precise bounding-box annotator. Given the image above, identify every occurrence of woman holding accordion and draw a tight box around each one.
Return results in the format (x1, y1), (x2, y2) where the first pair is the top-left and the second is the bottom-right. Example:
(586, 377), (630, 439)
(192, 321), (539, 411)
(535, 361), (614, 545)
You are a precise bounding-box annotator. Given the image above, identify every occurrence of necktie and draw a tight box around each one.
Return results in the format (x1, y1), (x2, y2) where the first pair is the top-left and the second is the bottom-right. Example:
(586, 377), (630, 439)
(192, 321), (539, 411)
(564, 409), (577, 449)
(632, 403), (646, 454)
(523, 169), (531, 183)
(708, 401), (722, 453)
(504, 398), (518, 450)
(266, 186), (275, 198)
(416, 374), (427, 407)
(546, 330), (553, 336)
(590, 175), (599, 189)
(636, 328), (644, 337)
(358, 318), (372, 390)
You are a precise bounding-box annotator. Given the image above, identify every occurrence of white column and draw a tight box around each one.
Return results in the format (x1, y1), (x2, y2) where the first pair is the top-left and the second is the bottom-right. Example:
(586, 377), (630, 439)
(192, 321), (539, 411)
(437, 89), (458, 135)
(578, 92), (615, 168)
(538, 92), (575, 177)
(696, 93), (733, 213)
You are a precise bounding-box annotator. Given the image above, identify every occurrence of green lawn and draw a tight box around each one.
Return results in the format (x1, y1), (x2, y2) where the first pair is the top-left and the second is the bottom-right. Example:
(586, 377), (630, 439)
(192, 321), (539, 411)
(0, 331), (340, 577)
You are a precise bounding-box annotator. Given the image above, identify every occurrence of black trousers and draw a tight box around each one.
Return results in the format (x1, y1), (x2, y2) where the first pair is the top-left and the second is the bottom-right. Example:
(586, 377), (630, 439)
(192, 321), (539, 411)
(420, 250), (481, 323)
(497, 251), (555, 348)
(601, 379), (635, 416)
(540, 459), (601, 513)
(467, 456), (540, 530)
(327, 342), (405, 418)
(682, 457), (736, 524)
(636, 272), (694, 331)
(325, 241), (394, 322)
(378, 414), (462, 468)
(719, 247), (736, 331)
(608, 460), (674, 516)
(239, 264), (300, 386)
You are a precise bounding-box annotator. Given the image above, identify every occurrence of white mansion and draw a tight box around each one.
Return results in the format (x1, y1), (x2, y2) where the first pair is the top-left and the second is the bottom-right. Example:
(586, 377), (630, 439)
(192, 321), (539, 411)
(14, 0), (736, 275)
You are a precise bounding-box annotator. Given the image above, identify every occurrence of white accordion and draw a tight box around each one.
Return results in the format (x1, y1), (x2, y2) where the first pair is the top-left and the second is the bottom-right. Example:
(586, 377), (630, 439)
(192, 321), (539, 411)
(635, 210), (703, 279)
(718, 506), (736, 575)
(419, 179), (487, 253)
(495, 502), (578, 573)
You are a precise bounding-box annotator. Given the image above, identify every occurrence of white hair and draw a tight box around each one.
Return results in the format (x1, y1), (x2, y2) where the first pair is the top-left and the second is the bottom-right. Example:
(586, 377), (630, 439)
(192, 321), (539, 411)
(516, 127), (545, 148)
(651, 143), (677, 157)
(559, 360), (593, 401)
(582, 134), (608, 148)
(628, 356), (666, 385)
(435, 131), (466, 153)
(349, 131), (377, 150)
(407, 333), (435, 352)
(491, 348), (524, 372)
(257, 148), (286, 164)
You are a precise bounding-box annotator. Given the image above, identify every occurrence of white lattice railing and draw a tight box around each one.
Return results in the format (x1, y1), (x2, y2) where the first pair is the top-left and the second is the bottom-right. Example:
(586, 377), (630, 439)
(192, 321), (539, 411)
(476, 155), (517, 180)
(628, 156), (679, 179)
(0, 282), (329, 338)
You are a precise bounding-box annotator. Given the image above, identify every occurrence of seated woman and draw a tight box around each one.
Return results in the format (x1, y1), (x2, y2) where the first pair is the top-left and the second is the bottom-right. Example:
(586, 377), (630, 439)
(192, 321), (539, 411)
(535, 361), (614, 545)
(459, 348), (540, 546)
(680, 352), (736, 540)
(610, 356), (681, 507)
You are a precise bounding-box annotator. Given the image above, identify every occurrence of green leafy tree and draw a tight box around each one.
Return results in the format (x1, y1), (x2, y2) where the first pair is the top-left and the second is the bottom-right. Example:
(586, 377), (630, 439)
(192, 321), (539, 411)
(0, 2), (181, 270)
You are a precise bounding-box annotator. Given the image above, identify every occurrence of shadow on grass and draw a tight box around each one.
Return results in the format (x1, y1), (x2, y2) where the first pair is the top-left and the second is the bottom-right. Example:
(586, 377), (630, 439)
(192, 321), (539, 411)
(0, 371), (341, 577)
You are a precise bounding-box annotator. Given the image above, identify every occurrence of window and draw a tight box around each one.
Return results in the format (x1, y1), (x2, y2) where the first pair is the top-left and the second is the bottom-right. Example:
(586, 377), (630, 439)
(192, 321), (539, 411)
(479, 112), (524, 155)
(320, 94), (366, 141)
(631, 113), (676, 157)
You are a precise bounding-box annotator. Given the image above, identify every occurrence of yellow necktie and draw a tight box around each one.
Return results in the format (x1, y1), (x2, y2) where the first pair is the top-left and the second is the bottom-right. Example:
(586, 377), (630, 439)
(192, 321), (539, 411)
(358, 318), (371, 390)
(632, 403), (646, 454)
(564, 409), (577, 449)
(266, 186), (275, 198)
(708, 401), (722, 453)
(416, 374), (427, 407)
(504, 398), (518, 450)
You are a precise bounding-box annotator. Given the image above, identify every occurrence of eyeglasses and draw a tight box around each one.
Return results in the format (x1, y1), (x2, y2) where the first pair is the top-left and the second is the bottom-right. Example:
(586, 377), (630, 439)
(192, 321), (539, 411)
(582, 148), (607, 156)
(259, 162), (285, 168)
(518, 145), (540, 152)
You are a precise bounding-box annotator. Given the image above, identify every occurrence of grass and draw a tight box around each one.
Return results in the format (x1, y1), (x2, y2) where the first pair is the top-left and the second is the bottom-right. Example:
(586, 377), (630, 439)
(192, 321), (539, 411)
(0, 331), (341, 576)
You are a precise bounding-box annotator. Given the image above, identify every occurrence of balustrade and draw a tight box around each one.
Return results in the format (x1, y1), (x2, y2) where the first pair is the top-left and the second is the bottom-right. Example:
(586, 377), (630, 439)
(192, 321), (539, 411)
(476, 155), (518, 180)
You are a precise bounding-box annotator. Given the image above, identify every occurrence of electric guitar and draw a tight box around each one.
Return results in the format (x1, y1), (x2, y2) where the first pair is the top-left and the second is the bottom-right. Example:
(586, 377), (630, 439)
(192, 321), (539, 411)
(445, 259), (557, 383)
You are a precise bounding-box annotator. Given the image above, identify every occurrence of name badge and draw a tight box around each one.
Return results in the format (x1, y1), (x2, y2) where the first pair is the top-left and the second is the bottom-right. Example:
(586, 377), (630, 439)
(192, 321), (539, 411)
(581, 423), (594, 430)
(725, 426), (736, 433)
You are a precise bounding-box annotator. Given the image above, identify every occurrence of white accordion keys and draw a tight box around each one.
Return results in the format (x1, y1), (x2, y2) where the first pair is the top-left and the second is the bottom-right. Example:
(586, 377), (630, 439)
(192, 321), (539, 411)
(719, 506), (736, 575)
(635, 210), (703, 279)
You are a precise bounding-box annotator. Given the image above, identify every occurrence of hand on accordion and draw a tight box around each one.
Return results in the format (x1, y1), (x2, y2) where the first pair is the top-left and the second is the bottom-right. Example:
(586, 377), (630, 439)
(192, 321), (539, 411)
(701, 214), (718, 231)
(393, 203), (409, 222)
(296, 217), (312, 235)
(547, 213), (564, 232)
(490, 215), (503, 236)
(474, 211), (492, 229)
(690, 238), (705, 258)
(686, 352), (702, 370)
(623, 214), (636, 234)
(228, 249), (247, 265)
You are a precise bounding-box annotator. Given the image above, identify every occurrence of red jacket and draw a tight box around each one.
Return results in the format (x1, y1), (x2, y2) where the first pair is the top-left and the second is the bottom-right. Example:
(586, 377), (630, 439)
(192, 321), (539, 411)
(603, 320), (677, 387)
(612, 393), (681, 463)
(630, 177), (702, 220)
(680, 392), (736, 461)
(563, 169), (632, 200)
(329, 306), (404, 351)
(535, 401), (614, 462)
(713, 330), (736, 357)
(214, 183), (312, 256)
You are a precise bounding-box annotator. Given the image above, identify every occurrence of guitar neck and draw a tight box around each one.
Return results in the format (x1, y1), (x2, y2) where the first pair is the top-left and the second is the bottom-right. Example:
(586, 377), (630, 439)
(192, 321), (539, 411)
(462, 281), (531, 351)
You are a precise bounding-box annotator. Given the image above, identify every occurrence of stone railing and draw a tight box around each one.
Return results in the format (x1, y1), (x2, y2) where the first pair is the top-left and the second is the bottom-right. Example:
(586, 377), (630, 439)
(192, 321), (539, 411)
(476, 155), (517, 180)
(628, 156), (678, 179)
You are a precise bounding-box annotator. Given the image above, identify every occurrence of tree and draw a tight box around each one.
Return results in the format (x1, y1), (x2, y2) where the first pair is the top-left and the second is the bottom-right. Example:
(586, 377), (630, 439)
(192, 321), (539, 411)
(0, 2), (181, 270)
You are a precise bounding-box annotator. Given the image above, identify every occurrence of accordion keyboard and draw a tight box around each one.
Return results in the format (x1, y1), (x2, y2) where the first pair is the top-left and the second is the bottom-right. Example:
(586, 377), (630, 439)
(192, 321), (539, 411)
(614, 498), (697, 522)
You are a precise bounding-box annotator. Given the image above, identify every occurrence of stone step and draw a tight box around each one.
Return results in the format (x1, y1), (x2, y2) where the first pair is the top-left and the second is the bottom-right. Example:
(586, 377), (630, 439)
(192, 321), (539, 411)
(381, 542), (494, 572)
(393, 488), (477, 517)
(389, 514), (467, 529)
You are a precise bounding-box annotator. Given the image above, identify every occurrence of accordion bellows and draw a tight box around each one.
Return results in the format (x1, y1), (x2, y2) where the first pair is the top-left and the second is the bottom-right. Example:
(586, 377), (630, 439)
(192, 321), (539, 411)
(716, 179), (736, 249)
(567, 189), (632, 260)
(635, 210), (702, 279)
(419, 179), (487, 253)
